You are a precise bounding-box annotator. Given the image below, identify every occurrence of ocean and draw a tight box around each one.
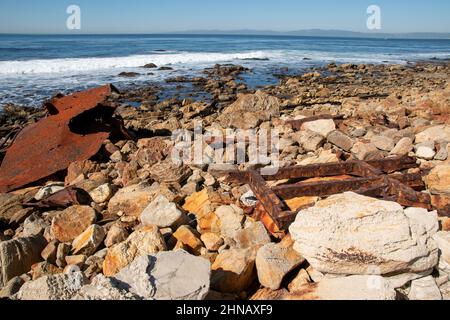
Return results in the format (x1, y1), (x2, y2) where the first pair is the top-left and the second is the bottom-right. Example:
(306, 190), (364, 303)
(0, 34), (450, 108)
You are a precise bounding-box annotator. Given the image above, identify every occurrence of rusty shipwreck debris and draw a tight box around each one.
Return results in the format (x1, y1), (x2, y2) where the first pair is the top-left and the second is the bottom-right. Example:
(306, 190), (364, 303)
(225, 155), (448, 238)
(0, 84), (129, 193)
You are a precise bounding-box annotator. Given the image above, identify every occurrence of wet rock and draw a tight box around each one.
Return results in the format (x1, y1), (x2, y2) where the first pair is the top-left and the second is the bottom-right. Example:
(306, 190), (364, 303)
(105, 224), (129, 248)
(114, 250), (210, 300)
(327, 130), (354, 152)
(0, 235), (46, 287)
(140, 195), (189, 229)
(302, 119), (336, 138)
(103, 225), (167, 276)
(290, 192), (439, 275)
(118, 72), (140, 78)
(408, 276), (442, 300)
(390, 137), (414, 156)
(143, 63), (157, 69)
(72, 225), (106, 256)
(51, 206), (97, 242)
(211, 248), (256, 293)
(15, 272), (86, 300)
(107, 183), (155, 217)
(234, 221), (271, 249)
(256, 236), (305, 290)
(218, 91), (280, 129)
(425, 165), (450, 196)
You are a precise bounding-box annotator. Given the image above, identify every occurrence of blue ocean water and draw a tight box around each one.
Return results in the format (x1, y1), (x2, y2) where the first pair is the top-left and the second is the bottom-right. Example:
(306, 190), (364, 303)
(0, 34), (449, 107)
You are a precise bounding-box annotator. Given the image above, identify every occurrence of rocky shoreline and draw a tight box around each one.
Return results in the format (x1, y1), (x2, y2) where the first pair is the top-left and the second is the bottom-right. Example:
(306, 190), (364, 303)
(0, 60), (449, 300)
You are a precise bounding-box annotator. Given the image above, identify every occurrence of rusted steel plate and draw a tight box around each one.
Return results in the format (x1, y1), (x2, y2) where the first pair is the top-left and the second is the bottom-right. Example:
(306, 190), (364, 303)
(0, 85), (119, 193)
(23, 187), (92, 209)
(285, 114), (344, 131)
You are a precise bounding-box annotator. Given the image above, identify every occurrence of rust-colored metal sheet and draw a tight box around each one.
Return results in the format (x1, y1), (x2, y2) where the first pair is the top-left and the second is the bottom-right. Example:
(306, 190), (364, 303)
(0, 85), (121, 193)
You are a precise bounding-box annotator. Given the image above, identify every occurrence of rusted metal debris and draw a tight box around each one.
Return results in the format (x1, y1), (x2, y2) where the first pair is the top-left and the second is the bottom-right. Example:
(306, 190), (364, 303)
(0, 84), (128, 193)
(225, 155), (447, 238)
(23, 187), (92, 209)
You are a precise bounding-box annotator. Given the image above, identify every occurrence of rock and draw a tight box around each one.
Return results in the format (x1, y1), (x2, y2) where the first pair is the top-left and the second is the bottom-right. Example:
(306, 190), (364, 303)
(22, 213), (47, 237)
(289, 192), (439, 275)
(34, 183), (65, 201)
(140, 195), (189, 229)
(234, 222), (271, 249)
(0, 276), (24, 299)
(211, 248), (256, 293)
(89, 183), (114, 204)
(200, 233), (224, 252)
(327, 130), (354, 152)
(215, 205), (245, 238)
(253, 275), (396, 300)
(51, 206), (96, 242)
(72, 225), (106, 256)
(73, 274), (138, 300)
(31, 261), (62, 280)
(390, 137), (414, 156)
(425, 165), (450, 196)
(256, 236), (305, 290)
(173, 226), (204, 253)
(65, 255), (87, 267)
(41, 240), (59, 264)
(408, 276), (442, 300)
(118, 72), (140, 78)
(143, 63), (157, 69)
(107, 183), (155, 217)
(288, 269), (312, 292)
(371, 135), (395, 152)
(240, 190), (257, 207)
(56, 243), (71, 268)
(435, 144), (449, 161)
(15, 272), (86, 300)
(150, 160), (192, 185)
(415, 143), (436, 160)
(103, 225), (167, 276)
(302, 119), (336, 138)
(434, 232), (450, 265)
(351, 142), (381, 160)
(114, 250), (210, 300)
(292, 130), (325, 152)
(0, 235), (46, 287)
(218, 91), (280, 129)
(65, 160), (99, 185)
(416, 125), (450, 144)
(104, 224), (129, 248)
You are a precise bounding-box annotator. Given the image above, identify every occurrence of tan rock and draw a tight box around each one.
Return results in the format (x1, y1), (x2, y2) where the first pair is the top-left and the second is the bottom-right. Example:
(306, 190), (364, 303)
(140, 195), (189, 229)
(416, 125), (450, 144)
(425, 165), (450, 196)
(200, 233), (224, 252)
(351, 142), (381, 160)
(51, 206), (96, 243)
(65, 255), (87, 267)
(302, 119), (336, 138)
(390, 137), (414, 156)
(215, 204), (245, 238)
(173, 226), (204, 253)
(234, 222), (271, 249)
(103, 225), (166, 276)
(107, 183), (156, 217)
(41, 240), (59, 264)
(104, 224), (129, 248)
(72, 225), (106, 256)
(89, 183), (114, 204)
(211, 248), (256, 293)
(288, 269), (312, 292)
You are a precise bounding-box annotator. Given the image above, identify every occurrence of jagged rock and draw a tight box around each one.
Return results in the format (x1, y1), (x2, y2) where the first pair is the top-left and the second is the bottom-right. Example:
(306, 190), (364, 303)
(256, 236), (305, 290)
(72, 225), (106, 256)
(149, 160), (192, 184)
(434, 231), (450, 265)
(200, 233), (224, 252)
(351, 142), (381, 160)
(105, 224), (129, 248)
(41, 240), (59, 264)
(107, 183), (156, 217)
(31, 261), (62, 280)
(65, 160), (100, 185)
(65, 255), (87, 267)
(416, 125), (450, 144)
(173, 225), (204, 253)
(22, 213), (47, 237)
(302, 119), (336, 138)
(89, 183), (114, 204)
(103, 225), (167, 276)
(0, 276), (24, 299)
(371, 135), (395, 152)
(292, 130), (325, 152)
(390, 137), (414, 156)
(0, 235), (46, 287)
(425, 165), (450, 196)
(15, 272), (86, 300)
(73, 274), (138, 300)
(211, 248), (256, 293)
(290, 192), (439, 275)
(114, 250), (210, 300)
(327, 130), (354, 152)
(51, 206), (97, 242)
(408, 276), (442, 300)
(56, 243), (71, 268)
(140, 195), (189, 229)
(234, 221), (271, 249)
(215, 205), (245, 238)
(218, 91), (280, 129)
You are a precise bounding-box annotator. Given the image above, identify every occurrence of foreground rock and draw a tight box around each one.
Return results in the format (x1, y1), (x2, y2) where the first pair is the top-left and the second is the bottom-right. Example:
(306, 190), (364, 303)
(51, 206), (97, 242)
(114, 250), (210, 300)
(290, 192), (439, 275)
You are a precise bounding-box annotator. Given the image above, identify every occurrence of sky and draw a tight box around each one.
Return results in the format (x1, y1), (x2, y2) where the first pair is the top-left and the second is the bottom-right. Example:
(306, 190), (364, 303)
(0, 0), (449, 34)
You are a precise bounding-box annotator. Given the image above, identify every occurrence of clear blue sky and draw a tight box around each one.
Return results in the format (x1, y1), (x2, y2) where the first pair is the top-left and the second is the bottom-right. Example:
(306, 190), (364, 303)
(0, 0), (449, 34)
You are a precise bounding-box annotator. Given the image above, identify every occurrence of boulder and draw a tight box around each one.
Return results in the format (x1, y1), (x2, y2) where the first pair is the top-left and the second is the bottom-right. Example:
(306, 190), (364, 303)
(104, 224), (129, 248)
(415, 143), (436, 160)
(327, 130), (354, 152)
(51, 206), (96, 242)
(416, 125), (450, 144)
(211, 248), (256, 293)
(103, 225), (166, 276)
(173, 225), (204, 253)
(0, 235), (46, 287)
(15, 272), (86, 300)
(371, 135), (395, 152)
(292, 130), (325, 152)
(425, 165), (450, 196)
(256, 236), (305, 290)
(390, 137), (414, 156)
(234, 221), (271, 249)
(289, 192), (439, 275)
(215, 205), (245, 238)
(351, 142), (381, 160)
(302, 119), (336, 138)
(72, 225), (106, 256)
(107, 183), (156, 217)
(218, 91), (280, 129)
(140, 195), (189, 229)
(114, 250), (210, 300)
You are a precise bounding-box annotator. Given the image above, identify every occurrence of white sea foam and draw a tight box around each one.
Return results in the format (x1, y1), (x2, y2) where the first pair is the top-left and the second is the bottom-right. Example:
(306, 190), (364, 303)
(0, 51), (277, 75)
